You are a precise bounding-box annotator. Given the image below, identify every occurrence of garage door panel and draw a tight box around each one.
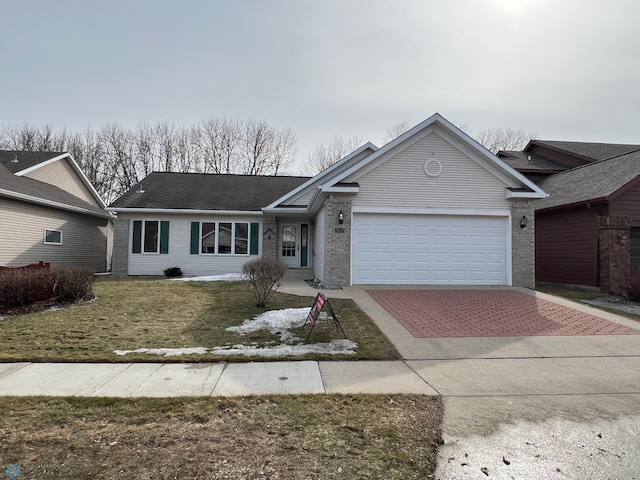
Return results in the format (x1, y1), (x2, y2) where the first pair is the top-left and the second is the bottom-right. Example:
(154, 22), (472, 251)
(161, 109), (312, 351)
(353, 213), (507, 285)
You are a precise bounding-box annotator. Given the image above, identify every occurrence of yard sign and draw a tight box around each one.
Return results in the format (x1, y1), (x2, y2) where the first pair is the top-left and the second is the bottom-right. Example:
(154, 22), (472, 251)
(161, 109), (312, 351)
(302, 293), (347, 341)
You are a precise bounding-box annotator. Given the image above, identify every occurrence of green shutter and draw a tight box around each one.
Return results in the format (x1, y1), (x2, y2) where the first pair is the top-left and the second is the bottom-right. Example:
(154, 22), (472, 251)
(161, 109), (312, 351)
(132, 221), (142, 254)
(190, 222), (200, 254)
(250, 223), (259, 255)
(160, 221), (170, 254)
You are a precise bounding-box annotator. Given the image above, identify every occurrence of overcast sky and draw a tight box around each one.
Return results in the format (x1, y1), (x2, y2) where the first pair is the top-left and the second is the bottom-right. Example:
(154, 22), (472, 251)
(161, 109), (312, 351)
(2, 0), (639, 168)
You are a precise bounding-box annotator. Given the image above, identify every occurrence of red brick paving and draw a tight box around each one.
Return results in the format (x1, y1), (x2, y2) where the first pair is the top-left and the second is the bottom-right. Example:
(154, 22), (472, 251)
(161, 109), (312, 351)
(366, 289), (640, 338)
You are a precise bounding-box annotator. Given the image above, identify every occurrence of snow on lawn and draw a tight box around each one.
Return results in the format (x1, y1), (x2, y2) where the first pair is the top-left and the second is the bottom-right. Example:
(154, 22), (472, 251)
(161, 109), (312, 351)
(171, 273), (245, 282)
(226, 307), (314, 342)
(113, 307), (358, 357)
(114, 347), (208, 357)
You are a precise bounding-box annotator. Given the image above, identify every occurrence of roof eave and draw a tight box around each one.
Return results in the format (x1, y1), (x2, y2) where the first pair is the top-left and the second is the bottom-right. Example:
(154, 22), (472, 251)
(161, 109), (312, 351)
(263, 142), (378, 210)
(320, 185), (359, 193)
(15, 152), (107, 209)
(505, 189), (548, 199)
(107, 207), (264, 216)
(323, 113), (547, 198)
(1, 188), (113, 219)
(535, 197), (608, 213)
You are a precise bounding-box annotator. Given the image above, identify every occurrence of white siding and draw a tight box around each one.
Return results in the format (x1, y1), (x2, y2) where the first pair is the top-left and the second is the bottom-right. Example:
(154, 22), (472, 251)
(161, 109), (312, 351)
(0, 197), (108, 271)
(313, 205), (326, 281)
(349, 132), (510, 210)
(22, 159), (99, 206)
(123, 213), (262, 276)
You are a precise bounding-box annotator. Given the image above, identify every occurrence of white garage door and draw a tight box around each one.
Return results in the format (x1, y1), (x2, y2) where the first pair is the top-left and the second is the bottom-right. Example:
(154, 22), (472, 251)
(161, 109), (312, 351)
(352, 213), (507, 284)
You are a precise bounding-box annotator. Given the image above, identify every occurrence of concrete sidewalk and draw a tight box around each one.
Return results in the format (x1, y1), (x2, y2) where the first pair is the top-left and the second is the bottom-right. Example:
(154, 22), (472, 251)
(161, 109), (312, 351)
(0, 360), (438, 397)
(2, 355), (640, 398)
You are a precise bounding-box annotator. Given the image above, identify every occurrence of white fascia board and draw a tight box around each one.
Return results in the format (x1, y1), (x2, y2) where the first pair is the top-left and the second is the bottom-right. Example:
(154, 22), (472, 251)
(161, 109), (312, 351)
(260, 207), (309, 215)
(0, 188), (113, 219)
(432, 116), (547, 197)
(263, 142), (378, 210)
(15, 152), (107, 209)
(352, 205), (511, 216)
(326, 112), (547, 199)
(14, 153), (69, 176)
(505, 189), (548, 199)
(325, 114), (446, 186)
(320, 185), (359, 193)
(106, 208), (264, 216)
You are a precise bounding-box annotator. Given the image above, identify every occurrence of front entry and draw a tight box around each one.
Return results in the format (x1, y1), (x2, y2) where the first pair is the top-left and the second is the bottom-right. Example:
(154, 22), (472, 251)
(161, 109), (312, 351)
(279, 223), (309, 268)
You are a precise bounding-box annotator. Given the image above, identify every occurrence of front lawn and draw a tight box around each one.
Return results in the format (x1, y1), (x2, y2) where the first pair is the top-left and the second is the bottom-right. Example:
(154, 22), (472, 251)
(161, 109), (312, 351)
(0, 278), (401, 362)
(0, 394), (443, 479)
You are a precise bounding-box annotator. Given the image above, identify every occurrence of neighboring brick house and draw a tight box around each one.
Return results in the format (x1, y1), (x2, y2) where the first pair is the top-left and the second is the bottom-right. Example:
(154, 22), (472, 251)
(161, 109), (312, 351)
(499, 141), (640, 292)
(109, 113), (545, 288)
(0, 150), (112, 271)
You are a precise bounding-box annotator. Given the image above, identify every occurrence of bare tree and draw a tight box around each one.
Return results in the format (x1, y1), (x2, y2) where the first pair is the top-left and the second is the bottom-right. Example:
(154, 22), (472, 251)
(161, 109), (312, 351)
(383, 121), (411, 143)
(0, 117), (297, 202)
(3, 123), (40, 150)
(68, 127), (115, 202)
(99, 124), (139, 201)
(458, 125), (535, 153)
(300, 135), (363, 175)
(192, 118), (241, 174)
(241, 119), (296, 175)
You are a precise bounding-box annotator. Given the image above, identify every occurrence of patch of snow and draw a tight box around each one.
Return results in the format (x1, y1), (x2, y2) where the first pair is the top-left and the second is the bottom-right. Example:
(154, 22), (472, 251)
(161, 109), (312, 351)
(113, 347), (209, 357)
(210, 339), (358, 357)
(113, 307), (356, 358)
(226, 307), (324, 342)
(171, 273), (245, 282)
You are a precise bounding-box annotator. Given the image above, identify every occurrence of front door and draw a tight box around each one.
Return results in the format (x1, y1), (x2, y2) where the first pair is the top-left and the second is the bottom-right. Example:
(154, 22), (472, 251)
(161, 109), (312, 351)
(280, 225), (298, 267)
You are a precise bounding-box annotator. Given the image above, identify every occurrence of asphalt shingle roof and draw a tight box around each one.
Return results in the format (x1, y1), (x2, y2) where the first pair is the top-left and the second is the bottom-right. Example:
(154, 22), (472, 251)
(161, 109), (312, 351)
(499, 151), (570, 171)
(0, 150), (66, 173)
(0, 162), (108, 216)
(535, 150), (640, 211)
(530, 141), (640, 161)
(109, 172), (311, 211)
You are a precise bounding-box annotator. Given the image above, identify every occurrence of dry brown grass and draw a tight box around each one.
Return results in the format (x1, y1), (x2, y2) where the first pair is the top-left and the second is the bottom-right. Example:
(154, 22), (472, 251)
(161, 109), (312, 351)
(0, 278), (400, 362)
(0, 395), (443, 479)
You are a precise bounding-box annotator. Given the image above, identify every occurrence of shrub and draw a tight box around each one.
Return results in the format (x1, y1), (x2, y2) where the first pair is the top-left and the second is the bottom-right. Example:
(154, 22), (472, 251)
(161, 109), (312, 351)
(0, 268), (52, 309)
(51, 268), (96, 303)
(242, 258), (288, 308)
(163, 266), (183, 278)
(617, 269), (640, 301)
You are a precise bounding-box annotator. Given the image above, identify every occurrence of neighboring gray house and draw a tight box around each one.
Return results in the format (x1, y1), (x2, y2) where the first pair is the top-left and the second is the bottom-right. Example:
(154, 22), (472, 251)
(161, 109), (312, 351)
(0, 151), (112, 271)
(108, 113), (546, 288)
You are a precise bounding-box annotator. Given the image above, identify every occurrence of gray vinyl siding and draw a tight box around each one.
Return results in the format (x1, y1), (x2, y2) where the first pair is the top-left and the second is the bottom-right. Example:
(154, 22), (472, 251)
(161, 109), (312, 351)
(22, 159), (99, 206)
(123, 213), (262, 276)
(313, 205), (326, 281)
(348, 132), (511, 210)
(0, 197), (108, 270)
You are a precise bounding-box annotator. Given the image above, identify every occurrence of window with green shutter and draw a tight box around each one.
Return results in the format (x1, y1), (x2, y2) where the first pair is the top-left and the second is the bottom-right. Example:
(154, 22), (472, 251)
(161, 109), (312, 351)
(132, 221), (142, 254)
(191, 221), (258, 255)
(160, 221), (170, 254)
(250, 223), (259, 255)
(133, 220), (167, 254)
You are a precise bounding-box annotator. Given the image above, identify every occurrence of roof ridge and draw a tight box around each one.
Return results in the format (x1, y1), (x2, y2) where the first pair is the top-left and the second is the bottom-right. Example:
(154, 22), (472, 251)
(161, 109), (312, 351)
(148, 171), (311, 179)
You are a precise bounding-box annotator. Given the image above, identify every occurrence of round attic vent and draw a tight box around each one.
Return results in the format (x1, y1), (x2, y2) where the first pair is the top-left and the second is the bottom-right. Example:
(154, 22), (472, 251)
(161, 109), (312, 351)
(424, 158), (442, 178)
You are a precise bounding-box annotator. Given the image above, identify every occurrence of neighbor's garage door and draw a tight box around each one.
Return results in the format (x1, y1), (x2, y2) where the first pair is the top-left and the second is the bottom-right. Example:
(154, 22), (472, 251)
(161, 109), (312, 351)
(352, 213), (507, 284)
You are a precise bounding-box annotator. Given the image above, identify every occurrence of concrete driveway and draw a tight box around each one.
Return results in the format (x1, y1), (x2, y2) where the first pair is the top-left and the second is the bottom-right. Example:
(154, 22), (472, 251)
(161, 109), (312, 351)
(284, 279), (640, 480)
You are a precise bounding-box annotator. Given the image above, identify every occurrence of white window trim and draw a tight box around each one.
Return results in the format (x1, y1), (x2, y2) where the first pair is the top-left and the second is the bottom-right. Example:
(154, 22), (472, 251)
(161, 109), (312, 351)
(44, 228), (63, 245)
(199, 221), (250, 256)
(142, 219), (160, 254)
